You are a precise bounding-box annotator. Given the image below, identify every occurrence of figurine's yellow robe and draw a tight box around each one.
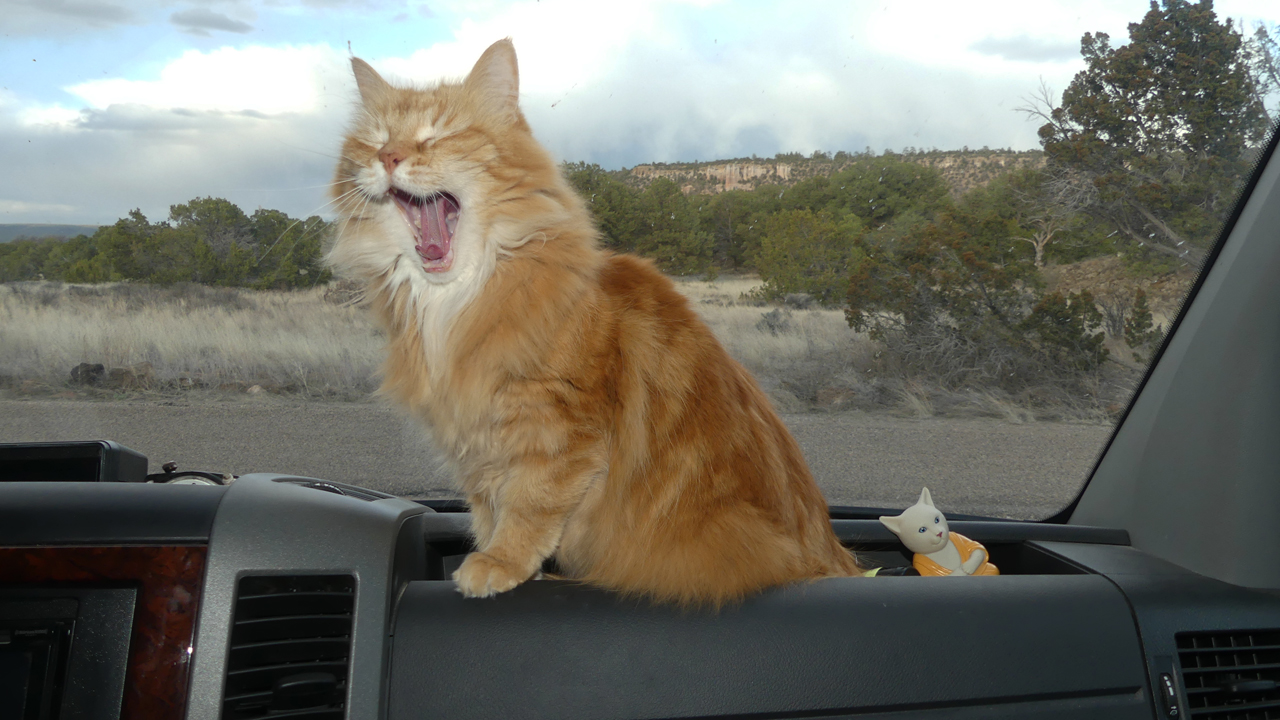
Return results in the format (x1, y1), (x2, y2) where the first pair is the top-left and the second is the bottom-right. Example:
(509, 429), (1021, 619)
(913, 532), (1000, 576)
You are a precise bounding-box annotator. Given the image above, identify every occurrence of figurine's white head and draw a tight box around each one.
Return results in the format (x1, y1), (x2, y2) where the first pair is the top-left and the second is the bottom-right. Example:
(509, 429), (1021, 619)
(880, 487), (950, 554)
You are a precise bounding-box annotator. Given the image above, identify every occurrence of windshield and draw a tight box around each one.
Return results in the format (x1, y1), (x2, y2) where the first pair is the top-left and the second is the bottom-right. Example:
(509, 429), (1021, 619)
(1, 1), (1277, 519)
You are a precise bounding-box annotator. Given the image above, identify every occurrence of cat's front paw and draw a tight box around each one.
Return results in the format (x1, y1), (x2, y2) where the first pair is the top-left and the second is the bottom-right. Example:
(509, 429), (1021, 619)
(452, 552), (529, 598)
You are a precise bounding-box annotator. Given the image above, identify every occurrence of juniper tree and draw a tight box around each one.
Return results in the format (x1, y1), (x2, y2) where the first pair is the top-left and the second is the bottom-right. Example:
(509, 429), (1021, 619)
(1027, 0), (1269, 268)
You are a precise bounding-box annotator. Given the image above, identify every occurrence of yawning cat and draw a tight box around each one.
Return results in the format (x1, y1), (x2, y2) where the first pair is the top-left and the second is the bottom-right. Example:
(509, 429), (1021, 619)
(327, 39), (863, 606)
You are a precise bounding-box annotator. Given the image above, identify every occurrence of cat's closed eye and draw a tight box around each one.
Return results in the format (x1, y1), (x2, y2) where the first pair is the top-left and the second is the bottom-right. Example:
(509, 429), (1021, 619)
(356, 127), (390, 148)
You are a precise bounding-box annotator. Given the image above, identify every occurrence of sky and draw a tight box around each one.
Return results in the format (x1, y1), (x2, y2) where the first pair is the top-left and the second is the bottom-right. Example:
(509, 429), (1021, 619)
(1, 0), (1277, 225)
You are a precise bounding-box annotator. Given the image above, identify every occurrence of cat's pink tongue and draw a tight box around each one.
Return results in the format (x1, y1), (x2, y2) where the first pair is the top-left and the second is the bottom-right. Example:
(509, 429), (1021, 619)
(417, 194), (458, 262)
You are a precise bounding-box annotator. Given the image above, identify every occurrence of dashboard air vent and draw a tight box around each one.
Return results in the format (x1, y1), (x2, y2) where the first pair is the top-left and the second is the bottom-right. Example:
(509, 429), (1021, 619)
(222, 574), (356, 720)
(1178, 630), (1280, 719)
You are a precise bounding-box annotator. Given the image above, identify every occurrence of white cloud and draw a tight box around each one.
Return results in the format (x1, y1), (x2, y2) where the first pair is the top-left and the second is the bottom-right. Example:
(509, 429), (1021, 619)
(19, 106), (82, 127)
(373, 0), (677, 94)
(0, 103), (347, 224)
(0, 42), (359, 224)
(1215, 0), (1280, 26)
(859, 1), (1139, 78)
(0, 200), (78, 216)
(351, 0), (1144, 167)
(66, 44), (350, 115)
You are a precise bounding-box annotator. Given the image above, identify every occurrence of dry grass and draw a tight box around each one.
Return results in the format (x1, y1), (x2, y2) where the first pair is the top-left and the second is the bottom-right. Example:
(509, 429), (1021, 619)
(0, 278), (1113, 421)
(672, 276), (864, 374)
(2, 276), (870, 405)
(0, 282), (383, 399)
(671, 276), (1120, 422)
(670, 275), (875, 410)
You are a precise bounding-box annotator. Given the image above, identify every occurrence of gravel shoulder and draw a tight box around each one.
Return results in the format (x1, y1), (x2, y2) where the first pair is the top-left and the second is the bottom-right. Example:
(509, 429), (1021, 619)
(0, 398), (1113, 519)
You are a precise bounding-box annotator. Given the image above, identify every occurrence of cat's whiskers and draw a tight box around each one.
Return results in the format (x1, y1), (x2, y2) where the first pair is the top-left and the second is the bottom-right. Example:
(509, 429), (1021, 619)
(224, 180), (349, 193)
(333, 190), (373, 257)
(256, 187), (367, 267)
(330, 186), (376, 246)
(275, 141), (349, 165)
(326, 186), (365, 218)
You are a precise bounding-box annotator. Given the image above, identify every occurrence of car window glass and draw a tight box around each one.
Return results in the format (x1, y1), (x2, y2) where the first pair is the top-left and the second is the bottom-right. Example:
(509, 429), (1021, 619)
(1, 1), (1277, 519)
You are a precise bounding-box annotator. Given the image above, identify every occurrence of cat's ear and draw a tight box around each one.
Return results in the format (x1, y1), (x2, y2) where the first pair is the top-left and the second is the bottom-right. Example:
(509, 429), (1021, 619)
(351, 57), (391, 105)
(879, 516), (900, 534)
(465, 38), (520, 122)
(919, 487), (934, 508)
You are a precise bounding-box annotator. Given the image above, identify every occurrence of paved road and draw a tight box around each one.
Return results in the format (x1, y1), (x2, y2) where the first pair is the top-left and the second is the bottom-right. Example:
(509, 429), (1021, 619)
(0, 399), (1113, 519)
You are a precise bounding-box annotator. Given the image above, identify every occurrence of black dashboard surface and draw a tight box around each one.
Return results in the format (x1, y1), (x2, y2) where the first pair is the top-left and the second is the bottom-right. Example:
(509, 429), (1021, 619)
(390, 574), (1150, 720)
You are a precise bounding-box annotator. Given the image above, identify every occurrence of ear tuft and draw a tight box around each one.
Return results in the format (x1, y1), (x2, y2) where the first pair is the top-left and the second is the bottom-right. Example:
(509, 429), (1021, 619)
(465, 38), (520, 121)
(351, 57), (391, 105)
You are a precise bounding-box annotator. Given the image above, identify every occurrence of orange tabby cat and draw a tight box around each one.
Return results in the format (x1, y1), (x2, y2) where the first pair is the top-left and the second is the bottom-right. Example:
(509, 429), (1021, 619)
(327, 39), (862, 606)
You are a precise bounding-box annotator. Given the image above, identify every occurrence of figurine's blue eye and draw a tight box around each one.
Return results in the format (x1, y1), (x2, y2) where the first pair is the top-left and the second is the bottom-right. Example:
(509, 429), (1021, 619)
(918, 527), (926, 533)
(935, 516), (940, 523)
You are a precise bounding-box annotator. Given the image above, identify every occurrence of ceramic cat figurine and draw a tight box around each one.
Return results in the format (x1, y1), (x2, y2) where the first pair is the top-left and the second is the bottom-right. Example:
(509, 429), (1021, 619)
(879, 488), (998, 576)
(326, 39), (863, 606)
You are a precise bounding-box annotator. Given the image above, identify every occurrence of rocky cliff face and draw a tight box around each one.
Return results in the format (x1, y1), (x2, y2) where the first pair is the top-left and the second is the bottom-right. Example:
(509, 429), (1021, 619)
(628, 161), (796, 194)
(910, 151), (1045, 197)
(622, 150), (1044, 197)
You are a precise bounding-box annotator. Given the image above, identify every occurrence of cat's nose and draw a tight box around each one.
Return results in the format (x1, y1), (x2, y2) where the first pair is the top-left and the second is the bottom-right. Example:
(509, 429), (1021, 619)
(379, 149), (407, 174)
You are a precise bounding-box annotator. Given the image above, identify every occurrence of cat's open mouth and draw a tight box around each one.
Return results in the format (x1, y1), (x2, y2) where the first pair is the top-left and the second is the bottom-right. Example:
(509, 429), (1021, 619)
(390, 188), (460, 273)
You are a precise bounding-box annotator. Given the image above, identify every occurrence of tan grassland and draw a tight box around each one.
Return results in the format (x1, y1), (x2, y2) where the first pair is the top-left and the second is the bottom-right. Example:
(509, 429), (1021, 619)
(0, 283), (384, 399)
(0, 277), (883, 410)
(672, 276), (868, 374)
(0, 278), (861, 404)
(0, 278), (1113, 421)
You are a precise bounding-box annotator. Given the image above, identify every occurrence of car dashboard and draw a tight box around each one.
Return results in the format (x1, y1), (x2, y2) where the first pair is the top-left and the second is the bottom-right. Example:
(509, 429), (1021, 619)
(4, 469), (1279, 720)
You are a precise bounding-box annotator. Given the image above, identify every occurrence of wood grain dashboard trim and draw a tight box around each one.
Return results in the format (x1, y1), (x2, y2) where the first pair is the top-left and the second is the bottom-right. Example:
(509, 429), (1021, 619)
(0, 545), (207, 720)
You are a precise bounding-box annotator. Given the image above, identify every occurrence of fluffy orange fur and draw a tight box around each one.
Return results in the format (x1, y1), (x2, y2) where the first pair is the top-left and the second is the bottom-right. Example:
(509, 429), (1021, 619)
(328, 39), (862, 606)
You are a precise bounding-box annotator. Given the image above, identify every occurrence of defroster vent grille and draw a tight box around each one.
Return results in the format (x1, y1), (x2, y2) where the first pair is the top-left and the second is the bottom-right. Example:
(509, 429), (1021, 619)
(222, 574), (355, 720)
(1178, 630), (1280, 719)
